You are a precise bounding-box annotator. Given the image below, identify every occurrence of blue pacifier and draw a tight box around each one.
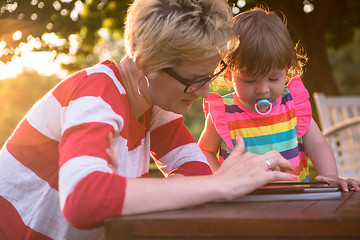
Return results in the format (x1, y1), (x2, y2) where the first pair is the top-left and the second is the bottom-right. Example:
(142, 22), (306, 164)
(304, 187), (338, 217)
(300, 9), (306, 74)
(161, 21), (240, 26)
(254, 98), (272, 115)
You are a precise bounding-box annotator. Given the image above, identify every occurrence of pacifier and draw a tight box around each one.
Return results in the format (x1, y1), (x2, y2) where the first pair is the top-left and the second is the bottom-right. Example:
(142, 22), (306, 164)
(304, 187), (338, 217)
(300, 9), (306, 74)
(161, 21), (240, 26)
(254, 97), (272, 115)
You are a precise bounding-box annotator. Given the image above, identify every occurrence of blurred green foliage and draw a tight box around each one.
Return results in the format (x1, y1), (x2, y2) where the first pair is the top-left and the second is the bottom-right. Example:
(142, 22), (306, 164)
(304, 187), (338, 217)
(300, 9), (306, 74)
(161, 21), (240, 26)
(0, 0), (131, 65)
(2, 0), (360, 96)
(184, 84), (234, 141)
(328, 28), (360, 95)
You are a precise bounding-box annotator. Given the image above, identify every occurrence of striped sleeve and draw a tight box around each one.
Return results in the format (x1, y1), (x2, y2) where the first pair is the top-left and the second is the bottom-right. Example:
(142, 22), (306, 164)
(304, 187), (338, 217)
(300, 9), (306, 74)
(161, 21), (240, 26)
(150, 106), (212, 177)
(56, 62), (128, 228)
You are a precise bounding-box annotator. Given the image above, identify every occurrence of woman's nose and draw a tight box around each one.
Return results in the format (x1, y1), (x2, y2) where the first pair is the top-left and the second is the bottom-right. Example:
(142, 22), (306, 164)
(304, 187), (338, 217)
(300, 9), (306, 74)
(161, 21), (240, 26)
(194, 82), (210, 98)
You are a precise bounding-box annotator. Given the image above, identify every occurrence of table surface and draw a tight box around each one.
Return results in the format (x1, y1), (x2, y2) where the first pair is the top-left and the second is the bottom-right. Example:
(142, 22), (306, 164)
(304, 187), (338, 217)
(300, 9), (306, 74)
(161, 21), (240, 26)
(105, 191), (360, 240)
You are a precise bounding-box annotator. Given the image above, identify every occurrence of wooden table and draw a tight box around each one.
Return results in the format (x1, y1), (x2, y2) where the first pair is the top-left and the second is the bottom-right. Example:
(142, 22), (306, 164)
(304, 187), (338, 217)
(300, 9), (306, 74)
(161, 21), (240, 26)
(105, 191), (360, 239)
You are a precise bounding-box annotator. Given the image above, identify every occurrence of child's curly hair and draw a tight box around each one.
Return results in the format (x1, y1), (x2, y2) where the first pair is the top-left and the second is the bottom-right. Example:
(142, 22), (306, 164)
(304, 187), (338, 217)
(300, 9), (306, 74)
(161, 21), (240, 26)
(223, 6), (308, 82)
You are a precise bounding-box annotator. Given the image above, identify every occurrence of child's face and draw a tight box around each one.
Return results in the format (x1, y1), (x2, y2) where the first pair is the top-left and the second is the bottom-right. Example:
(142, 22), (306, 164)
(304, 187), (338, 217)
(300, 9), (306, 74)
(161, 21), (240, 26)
(231, 68), (287, 112)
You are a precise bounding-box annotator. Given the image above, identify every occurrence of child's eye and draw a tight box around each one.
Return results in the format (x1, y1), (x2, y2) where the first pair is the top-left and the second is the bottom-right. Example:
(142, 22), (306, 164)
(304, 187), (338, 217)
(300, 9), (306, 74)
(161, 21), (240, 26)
(244, 79), (255, 83)
(270, 78), (279, 81)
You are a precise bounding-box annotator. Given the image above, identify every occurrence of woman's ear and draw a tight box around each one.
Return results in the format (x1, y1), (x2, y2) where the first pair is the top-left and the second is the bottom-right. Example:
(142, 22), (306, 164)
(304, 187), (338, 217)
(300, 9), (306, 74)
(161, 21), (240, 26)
(133, 53), (147, 77)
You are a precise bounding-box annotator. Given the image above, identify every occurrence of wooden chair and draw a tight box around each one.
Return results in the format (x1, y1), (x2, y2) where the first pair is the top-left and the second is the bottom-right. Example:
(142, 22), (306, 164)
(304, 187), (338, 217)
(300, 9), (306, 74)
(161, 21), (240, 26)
(313, 92), (360, 180)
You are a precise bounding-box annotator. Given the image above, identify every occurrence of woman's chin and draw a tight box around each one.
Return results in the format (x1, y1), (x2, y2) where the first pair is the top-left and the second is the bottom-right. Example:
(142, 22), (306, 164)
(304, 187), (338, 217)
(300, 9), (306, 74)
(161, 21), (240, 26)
(174, 100), (194, 114)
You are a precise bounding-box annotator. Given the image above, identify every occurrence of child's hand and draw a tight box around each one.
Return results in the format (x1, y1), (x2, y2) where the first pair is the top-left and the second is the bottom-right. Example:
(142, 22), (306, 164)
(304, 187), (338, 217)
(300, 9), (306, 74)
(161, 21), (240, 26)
(315, 175), (360, 192)
(106, 131), (118, 173)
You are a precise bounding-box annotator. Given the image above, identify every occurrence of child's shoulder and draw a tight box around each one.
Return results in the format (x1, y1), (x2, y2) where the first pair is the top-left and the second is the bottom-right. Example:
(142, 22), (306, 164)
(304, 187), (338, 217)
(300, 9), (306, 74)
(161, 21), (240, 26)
(284, 76), (309, 103)
(285, 77), (312, 138)
(286, 76), (305, 90)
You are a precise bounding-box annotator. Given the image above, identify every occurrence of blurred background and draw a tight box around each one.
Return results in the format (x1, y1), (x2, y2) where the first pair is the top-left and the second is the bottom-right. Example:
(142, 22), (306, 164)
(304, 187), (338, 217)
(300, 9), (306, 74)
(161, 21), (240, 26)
(1, 0), (360, 150)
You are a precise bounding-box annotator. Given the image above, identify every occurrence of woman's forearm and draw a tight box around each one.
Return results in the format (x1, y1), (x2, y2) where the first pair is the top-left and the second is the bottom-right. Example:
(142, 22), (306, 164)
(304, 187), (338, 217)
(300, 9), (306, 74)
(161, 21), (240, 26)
(122, 147), (298, 216)
(122, 175), (221, 215)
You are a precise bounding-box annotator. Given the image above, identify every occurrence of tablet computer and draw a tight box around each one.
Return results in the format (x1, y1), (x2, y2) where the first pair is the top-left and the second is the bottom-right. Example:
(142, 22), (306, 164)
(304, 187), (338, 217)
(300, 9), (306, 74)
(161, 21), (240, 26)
(252, 181), (339, 194)
(226, 182), (341, 202)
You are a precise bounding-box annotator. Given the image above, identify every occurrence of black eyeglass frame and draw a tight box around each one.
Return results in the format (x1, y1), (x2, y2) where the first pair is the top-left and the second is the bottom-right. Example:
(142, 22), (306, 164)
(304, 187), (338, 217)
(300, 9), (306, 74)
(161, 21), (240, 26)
(162, 60), (228, 93)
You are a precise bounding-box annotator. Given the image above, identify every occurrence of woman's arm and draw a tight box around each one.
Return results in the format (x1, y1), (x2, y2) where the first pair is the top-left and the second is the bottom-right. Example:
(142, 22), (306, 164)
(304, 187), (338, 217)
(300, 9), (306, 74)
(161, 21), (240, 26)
(198, 115), (222, 172)
(150, 108), (212, 177)
(121, 136), (297, 215)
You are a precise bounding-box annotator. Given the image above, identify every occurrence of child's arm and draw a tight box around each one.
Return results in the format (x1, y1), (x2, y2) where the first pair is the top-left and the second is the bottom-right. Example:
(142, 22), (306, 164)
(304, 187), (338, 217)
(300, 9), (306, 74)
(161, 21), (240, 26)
(198, 115), (222, 172)
(303, 118), (338, 176)
(303, 118), (360, 191)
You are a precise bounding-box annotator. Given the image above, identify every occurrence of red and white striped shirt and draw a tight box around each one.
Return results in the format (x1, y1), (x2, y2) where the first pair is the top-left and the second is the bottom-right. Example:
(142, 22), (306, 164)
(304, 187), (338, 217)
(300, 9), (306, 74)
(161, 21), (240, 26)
(0, 60), (211, 240)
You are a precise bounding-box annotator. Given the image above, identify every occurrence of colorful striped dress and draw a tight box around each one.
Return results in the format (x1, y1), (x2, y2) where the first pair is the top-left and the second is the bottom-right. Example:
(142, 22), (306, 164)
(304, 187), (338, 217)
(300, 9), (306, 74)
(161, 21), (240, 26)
(204, 77), (312, 182)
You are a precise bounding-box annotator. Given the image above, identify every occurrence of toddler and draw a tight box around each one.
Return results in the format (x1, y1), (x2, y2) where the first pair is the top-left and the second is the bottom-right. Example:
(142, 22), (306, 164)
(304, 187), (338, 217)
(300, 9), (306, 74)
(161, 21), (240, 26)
(199, 7), (360, 190)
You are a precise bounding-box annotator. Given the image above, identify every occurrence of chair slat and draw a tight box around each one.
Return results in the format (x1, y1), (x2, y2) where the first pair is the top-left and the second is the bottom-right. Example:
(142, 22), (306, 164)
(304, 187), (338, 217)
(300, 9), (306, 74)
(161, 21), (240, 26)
(313, 92), (360, 180)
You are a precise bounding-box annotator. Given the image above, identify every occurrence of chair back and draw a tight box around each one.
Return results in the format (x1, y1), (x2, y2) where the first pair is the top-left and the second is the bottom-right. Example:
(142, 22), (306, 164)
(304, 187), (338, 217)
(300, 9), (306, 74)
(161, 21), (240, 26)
(313, 92), (360, 180)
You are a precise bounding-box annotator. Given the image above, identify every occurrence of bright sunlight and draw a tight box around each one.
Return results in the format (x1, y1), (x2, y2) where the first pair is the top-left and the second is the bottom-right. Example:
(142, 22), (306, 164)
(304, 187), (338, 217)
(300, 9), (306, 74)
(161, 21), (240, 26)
(0, 32), (73, 80)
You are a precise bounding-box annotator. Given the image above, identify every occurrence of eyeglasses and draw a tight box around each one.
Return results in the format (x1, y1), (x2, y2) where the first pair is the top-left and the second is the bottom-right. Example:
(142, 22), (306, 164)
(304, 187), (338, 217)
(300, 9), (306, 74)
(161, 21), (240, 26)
(162, 60), (228, 93)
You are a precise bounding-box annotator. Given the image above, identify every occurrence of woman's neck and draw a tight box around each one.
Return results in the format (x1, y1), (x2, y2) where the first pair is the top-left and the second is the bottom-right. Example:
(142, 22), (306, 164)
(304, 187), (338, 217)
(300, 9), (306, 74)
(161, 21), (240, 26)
(117, 56), (152, 120)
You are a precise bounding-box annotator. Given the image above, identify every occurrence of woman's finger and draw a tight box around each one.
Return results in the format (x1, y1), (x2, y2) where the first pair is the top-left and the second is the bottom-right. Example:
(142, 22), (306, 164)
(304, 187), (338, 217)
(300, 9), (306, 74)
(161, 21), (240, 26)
(106, 132), (118, 171)
(263, 150), (294, 172)
(235, 136), (245, 154)
(108, 131), (115, 152)
(269, 171), (298, 182)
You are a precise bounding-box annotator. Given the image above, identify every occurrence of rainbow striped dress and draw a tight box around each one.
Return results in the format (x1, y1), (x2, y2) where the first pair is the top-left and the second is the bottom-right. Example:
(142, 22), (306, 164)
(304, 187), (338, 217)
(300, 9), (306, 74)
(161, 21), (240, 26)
(204, 77), (312, 182)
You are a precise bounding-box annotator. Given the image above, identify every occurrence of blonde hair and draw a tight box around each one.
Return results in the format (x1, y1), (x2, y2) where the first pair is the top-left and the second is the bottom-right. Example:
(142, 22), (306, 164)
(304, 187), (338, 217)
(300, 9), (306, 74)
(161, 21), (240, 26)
(225, 7), (307, 81)
(125, 0), (236, 71)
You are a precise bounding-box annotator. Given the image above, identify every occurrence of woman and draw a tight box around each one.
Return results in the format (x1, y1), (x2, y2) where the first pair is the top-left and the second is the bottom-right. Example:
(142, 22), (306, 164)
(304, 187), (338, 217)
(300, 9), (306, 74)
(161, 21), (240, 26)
(0, 0), (296, 239)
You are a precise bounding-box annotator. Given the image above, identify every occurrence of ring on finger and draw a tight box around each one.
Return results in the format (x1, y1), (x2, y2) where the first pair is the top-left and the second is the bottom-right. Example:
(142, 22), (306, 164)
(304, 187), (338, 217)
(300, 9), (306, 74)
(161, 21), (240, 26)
(265, 159), (271, 169)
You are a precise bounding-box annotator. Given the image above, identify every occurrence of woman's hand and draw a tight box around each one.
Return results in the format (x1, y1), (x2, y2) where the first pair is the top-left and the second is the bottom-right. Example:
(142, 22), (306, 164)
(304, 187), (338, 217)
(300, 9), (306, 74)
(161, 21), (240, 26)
(315, 175), (360, 192)
(106, 131), (118, 172)
(214, 136), (298, 201)
(120, 136), (298, 215)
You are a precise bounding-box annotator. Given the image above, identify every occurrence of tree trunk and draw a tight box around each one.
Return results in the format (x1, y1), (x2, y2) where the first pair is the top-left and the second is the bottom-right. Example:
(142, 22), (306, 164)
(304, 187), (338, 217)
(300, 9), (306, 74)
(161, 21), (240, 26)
(264, 0), (341, 121)
(266, 0), (340, 94)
